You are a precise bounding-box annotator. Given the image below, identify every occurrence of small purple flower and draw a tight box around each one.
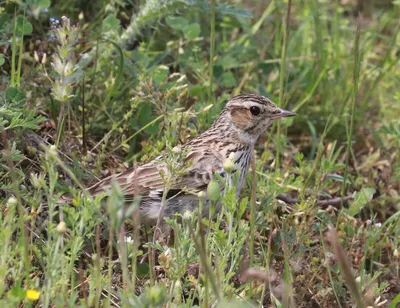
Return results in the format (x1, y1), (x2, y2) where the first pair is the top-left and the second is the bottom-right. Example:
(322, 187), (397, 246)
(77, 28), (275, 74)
(49, 17), (55, 22)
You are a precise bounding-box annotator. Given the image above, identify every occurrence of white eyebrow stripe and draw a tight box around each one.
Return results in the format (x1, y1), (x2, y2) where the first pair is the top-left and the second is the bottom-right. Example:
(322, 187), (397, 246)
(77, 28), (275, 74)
(241, 101), (265, 109)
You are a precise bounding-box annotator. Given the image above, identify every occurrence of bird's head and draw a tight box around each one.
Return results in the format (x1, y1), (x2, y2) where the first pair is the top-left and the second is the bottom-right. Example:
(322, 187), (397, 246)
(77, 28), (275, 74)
(223, 94), (296, 144)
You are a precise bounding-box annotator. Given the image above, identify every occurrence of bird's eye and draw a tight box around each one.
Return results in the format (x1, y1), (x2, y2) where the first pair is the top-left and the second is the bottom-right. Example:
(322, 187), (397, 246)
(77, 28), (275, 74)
(250, 106), (261, 116)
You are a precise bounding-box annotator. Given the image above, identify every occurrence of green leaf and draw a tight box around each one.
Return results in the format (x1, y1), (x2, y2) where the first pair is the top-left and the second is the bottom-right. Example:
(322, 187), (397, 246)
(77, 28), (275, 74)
(7, 112), (45, 130)
(39, 0), (51, 8)
(345, 188), (375, 217)
(132, 50), (149, 68)
(137, 104), (158, 135)
(165, 16), (188, 32)
(214, 3), (253, 19)
(221, 71), (236, 87)
(0, 142), (26, 162)
(188, 84), (204, 96)
(26, 0), (51, 18)
(238, 197), (248, 218)
(0, 54), (4, 66)
(136, 263), (150, 278)
(15, 15), (33, 35)
(326, 174), (350, 183)
(217, 55), (239, 69)
(30, 0), (51, 9)
(9, 285), (25, 300)
(0, 13), (10, 31)
(389, 293), (400, 308)
(197, 2), (252, 19)
(5, 87), (26, 107)
(184, 23), (200, 40)
(102, 15), (120, 32)
(151, 65), (169, 84)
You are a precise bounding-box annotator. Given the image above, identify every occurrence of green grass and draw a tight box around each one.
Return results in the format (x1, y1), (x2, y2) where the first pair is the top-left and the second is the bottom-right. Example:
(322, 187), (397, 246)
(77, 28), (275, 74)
(0, 0), (399, 307)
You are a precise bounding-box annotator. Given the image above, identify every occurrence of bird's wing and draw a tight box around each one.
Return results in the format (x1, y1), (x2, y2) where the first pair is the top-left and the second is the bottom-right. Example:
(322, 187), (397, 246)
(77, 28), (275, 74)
(178, 148), (224, 189)
(87, 157), (166, 197)
(87, 148), (225, 200)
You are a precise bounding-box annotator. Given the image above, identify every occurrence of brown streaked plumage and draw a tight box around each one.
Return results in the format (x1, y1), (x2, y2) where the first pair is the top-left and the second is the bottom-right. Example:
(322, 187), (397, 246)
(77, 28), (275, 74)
(60, 94), (296, 223)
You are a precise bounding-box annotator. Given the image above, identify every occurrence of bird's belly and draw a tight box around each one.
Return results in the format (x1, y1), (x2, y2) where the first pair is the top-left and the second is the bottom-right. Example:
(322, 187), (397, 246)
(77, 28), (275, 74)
(140, 195), (224, 224)
(140, 196), (201, 224)
(139, 152), (251, 224)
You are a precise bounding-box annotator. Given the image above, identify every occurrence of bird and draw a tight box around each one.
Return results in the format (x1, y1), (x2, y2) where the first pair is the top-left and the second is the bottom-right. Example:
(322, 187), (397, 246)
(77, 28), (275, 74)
(60, 94), (296, 224)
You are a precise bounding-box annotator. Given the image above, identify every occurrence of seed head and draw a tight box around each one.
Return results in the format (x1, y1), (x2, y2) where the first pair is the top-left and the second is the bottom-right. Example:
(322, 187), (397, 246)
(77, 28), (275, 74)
(197, 191), (206, 201)
(223, 157), (235, 173)
(56, 221), (67, 233)
(7, 197), (17, 207)
(207, 179), (220, 201)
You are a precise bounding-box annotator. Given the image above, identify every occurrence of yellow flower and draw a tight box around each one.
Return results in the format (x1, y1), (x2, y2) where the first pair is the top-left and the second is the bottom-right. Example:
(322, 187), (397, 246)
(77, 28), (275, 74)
(26, 289), (40, 301)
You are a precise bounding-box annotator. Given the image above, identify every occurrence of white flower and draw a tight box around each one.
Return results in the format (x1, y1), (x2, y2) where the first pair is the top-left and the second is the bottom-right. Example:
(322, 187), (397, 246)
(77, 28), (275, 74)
(7, 197), (17, 206)
(117, 236), (134, 245)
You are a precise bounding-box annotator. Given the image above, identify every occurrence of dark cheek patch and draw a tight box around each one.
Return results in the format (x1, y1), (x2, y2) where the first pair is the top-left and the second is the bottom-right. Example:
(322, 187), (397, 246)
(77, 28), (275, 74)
(230, 109), (252, 130)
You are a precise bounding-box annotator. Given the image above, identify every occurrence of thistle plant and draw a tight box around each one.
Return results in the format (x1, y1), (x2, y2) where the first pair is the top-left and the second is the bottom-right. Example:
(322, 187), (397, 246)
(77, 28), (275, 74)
(46, 16), (80, 145)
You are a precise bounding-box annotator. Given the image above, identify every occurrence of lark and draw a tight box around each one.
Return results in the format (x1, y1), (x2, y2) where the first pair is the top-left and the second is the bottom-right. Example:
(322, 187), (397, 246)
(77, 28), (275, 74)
(61, 94), (296, 223)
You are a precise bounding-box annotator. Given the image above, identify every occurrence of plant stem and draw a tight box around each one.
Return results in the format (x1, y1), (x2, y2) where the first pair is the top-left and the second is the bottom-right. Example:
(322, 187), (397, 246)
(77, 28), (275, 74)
(94, 224), (101, 308)
(16, 11), (25, 87)
(81, 77), (87, 154)
(1, 129), (30, 277)
(56, 101), (65, 147)
(10, 10), (17, 87)
(249, 155), (256, 298)
(106, 230), (114, 307)
(275, 0), (291, 170)
(341, 15), (361, 204)
(209, 0), (216, 102)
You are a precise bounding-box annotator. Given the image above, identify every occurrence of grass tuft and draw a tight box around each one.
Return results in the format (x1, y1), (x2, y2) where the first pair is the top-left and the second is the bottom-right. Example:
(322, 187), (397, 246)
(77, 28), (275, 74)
(0, 1), (398, 307)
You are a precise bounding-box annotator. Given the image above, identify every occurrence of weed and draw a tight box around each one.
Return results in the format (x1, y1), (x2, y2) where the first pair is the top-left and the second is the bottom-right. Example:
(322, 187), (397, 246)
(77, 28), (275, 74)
(0, 0), (399, 307)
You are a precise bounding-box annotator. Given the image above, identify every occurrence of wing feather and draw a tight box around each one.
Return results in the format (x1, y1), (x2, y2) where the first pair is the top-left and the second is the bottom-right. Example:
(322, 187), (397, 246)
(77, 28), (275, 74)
(87, 148), (224, 198)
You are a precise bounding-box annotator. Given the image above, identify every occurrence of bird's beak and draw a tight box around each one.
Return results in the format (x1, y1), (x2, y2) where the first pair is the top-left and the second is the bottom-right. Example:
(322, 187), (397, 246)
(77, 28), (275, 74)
(277, 108), (297, 118)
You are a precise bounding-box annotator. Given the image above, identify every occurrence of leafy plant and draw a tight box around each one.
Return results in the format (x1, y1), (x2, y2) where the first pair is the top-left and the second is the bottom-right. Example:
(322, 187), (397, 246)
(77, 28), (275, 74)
(0, 0), (399, 307)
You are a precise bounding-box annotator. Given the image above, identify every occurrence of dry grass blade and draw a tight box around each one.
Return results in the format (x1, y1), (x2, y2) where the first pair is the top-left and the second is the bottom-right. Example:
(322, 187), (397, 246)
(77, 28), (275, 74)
(241, 268), (277, 283)
(326, 225), (365, 308)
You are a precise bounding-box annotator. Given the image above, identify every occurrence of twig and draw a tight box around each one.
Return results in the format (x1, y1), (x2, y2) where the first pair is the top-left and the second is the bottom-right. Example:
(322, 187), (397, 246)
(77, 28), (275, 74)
(316, 195), (354, 207)
(276, 194), (354, 208)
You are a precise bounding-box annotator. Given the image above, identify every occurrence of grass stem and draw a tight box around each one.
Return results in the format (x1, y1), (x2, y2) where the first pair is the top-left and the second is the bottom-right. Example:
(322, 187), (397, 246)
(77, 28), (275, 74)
(341, 15), (361, 204)
(275, 0), (291, 170)
(249, 155), (257, 298)
(209, 0), (216, 102)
